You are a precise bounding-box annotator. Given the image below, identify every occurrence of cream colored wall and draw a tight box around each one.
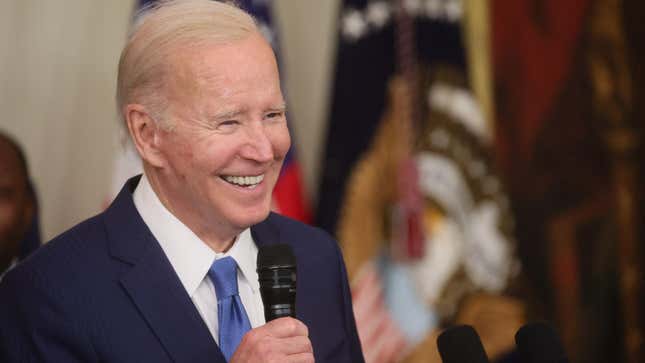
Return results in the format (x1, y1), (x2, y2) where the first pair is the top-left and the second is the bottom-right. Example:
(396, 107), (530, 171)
(274, 0), (341, 202)
(0, 1), (339, 241)
(0, 1), (134, 240)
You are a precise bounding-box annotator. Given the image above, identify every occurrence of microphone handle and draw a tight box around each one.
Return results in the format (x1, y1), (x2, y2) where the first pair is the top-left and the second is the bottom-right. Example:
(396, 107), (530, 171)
(258, 266), (296, 321)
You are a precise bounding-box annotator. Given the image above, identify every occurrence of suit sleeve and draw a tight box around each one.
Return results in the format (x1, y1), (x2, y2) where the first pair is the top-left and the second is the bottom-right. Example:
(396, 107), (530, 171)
(0, 270), (98, 363)
(332, 239), (366, 363)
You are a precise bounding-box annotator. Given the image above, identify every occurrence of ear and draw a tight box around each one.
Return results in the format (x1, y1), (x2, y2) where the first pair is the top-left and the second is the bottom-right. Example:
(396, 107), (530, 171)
(124, 104), (167, 168)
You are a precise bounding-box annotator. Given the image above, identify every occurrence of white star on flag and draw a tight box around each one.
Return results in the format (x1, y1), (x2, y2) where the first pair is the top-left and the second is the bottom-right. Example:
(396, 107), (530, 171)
(366, 1), (391, 29)
(342, 9), (368, 41)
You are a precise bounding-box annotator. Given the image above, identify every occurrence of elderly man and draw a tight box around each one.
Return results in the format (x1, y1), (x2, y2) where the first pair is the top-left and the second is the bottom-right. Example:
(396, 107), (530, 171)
(0, 1), (363, 362)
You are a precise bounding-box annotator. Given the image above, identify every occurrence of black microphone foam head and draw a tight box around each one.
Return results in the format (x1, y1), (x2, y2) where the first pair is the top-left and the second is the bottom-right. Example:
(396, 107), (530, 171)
(257, 243), (296, 270)
(515, 322), (569, 363)
(437, 325), (490, 363)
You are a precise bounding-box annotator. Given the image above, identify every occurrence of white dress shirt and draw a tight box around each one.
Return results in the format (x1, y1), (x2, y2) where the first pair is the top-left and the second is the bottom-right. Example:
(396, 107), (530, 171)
(133, 174), (266, 342)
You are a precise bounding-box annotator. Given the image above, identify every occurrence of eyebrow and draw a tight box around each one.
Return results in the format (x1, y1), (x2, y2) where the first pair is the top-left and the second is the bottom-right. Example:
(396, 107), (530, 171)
(211, 103), (287, 120)
(267, 103), (287, 113)
(211, 108), (247, 121)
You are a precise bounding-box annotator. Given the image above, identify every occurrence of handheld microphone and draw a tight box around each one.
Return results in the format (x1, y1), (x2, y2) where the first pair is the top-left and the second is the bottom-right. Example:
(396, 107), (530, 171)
(257, 244), (297, 321)
(515, 322), (569, 363)
(437, 325), (490, 363)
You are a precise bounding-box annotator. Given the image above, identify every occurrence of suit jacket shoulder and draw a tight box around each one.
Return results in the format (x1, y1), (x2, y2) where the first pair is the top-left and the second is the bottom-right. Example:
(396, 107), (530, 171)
(0, 179), (222, 363)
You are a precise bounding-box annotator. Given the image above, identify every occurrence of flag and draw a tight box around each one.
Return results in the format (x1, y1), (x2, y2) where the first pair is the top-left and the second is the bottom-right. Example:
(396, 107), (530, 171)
(320, 0), (521, 361)
(108, 0), (311, 223)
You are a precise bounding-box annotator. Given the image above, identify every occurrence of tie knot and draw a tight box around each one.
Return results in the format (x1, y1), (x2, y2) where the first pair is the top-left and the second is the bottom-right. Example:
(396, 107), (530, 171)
(208, 256), (239, 300)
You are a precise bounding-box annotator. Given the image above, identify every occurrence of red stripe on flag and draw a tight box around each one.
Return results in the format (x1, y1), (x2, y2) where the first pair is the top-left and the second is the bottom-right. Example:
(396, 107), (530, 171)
(351, 262), (409, 363)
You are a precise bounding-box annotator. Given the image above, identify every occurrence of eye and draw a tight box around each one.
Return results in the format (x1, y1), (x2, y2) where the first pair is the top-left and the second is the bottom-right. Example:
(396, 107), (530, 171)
(264, 111), (285, 121)
(215, 119), (240, 133)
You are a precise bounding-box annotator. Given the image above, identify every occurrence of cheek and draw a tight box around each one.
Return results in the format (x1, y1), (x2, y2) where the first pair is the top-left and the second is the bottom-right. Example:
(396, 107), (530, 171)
(270, 125), (291, 157)
(191, 139), (240, 176)
(163, 138), (198, 178)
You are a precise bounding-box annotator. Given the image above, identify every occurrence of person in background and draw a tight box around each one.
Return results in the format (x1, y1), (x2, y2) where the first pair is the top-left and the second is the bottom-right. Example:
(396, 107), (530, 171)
(0, 131), (39, 279)
(0, 1), (363, 362)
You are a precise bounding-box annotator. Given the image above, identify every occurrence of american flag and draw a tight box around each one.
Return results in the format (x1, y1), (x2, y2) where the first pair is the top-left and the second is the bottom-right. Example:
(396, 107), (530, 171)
(352, 261), (409, 363)
(323, 0), (518, 361)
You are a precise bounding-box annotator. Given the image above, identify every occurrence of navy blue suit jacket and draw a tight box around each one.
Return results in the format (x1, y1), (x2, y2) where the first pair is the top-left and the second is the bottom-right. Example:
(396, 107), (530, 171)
(0, 177), (364, 362)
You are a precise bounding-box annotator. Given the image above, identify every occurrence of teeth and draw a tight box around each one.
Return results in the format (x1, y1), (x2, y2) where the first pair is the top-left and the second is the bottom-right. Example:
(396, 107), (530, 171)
(223, 174), (264, 187)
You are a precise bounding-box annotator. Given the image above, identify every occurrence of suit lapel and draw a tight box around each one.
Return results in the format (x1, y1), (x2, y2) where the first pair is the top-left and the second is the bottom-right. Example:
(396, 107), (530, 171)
(104, 177), (226, 363)
(250, 213), (281, 249)
(119, 238), (224, 363)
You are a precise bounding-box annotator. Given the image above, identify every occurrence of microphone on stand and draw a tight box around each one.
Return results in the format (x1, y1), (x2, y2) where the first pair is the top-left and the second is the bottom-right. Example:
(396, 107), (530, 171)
(437, 325), (491, 363)
(515, 322), (569, 363)
(257, 244), (297, 321)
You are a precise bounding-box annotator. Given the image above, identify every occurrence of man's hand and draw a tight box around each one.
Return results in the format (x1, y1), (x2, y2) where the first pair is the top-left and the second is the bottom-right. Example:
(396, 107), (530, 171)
(230, 317), (314, 363)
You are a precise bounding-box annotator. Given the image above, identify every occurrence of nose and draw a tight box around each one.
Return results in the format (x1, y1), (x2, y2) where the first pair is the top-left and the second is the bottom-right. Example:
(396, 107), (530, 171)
(241, 123), (274, 163)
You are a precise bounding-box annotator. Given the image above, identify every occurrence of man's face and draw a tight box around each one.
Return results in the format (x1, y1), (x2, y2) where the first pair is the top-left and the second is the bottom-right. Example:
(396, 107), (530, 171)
(152, 34), (291, 239)
(0, 141), (31, 265)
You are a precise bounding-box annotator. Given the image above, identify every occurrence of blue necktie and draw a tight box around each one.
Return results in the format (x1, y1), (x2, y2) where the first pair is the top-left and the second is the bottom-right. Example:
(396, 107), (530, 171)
(208, 257), (252, 361)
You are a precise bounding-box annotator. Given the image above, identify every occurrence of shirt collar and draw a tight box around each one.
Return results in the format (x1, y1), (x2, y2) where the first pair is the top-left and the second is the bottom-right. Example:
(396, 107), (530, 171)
(226, 228), (260, 292)
(133, 174), (259, 297)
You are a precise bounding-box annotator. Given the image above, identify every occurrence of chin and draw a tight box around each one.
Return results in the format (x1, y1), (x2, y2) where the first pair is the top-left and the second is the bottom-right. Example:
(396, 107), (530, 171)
(231, 204), (272, 229)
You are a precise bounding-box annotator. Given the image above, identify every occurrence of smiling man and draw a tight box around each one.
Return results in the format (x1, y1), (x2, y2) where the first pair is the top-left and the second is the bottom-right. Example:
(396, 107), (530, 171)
(0, 1), (363, 362)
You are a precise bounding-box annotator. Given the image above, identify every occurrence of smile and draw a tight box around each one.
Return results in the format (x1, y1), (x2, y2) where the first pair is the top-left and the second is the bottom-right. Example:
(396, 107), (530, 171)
(222, 174), (264, 188)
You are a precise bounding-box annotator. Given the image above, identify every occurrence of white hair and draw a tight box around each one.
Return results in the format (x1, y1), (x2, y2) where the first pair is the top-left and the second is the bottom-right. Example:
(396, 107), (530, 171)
(116, 0), (258, 128)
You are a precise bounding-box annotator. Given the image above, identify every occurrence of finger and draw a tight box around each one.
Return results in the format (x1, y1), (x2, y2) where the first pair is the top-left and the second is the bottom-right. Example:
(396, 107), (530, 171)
(278, 335), (313, 356)
(263, 317), (309, 338)
(232, 330), (312, 363)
